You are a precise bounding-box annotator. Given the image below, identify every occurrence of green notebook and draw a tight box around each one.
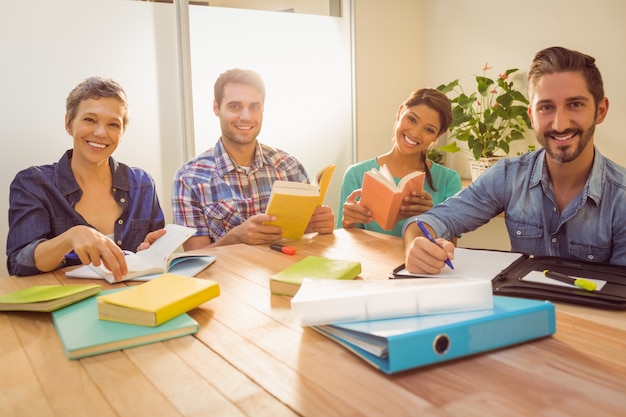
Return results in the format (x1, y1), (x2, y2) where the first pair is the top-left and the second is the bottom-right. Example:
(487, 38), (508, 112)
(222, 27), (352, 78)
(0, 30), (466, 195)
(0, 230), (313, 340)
(52, 289), (199, 360)
(270, 255), (362, 297)
(0, 284), (101, 312)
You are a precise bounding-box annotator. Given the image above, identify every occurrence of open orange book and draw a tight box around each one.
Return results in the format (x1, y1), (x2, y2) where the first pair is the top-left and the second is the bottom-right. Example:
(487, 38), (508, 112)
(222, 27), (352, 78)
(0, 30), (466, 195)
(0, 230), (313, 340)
(359, 165), (425, 230)
(264, 164), (336, 240)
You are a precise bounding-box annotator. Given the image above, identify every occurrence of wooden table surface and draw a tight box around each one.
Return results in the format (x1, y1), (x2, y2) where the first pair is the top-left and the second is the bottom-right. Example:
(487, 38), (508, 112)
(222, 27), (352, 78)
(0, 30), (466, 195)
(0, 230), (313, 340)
(1, 228), (625, 417)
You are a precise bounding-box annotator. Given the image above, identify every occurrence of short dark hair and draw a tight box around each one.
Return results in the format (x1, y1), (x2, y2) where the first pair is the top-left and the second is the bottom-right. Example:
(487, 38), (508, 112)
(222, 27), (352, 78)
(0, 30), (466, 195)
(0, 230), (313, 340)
(528, 46), (604, 105)
(66, 77), (129, 130)
(214, 68), (266, 107)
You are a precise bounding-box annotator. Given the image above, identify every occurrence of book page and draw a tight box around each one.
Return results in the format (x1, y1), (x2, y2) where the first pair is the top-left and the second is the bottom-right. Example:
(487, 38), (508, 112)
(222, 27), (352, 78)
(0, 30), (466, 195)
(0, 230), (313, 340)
(86, 224), (196, 282)
(315, 164), (336, 203)
(133, 224), (197, 266)
(397, 171), (425, 192)
(370, 165), (396, 191)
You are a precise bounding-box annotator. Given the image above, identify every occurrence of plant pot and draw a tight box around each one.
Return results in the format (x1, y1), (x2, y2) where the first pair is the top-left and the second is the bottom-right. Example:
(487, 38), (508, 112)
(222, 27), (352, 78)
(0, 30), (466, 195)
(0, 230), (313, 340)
(468, 156), (502, 181)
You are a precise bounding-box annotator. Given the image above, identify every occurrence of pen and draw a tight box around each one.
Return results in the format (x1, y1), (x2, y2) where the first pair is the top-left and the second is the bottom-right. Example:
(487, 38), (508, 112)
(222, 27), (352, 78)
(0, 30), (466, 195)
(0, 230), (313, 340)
(542, 270), (596, 291)
(415, 219), (454, 270)
(270, 243), (297, 255)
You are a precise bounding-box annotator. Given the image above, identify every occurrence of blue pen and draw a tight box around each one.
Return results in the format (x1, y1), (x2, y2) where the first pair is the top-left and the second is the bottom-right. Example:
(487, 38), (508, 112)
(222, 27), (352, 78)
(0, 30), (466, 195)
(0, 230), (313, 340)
(415, 219), (454, 270)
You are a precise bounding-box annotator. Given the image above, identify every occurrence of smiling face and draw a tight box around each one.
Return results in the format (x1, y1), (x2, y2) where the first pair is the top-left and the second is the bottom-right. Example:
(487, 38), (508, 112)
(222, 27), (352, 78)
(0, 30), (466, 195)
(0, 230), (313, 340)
(394, 103), (442, 155)
(66, 97), (125, 165)
(214, 82), (264, 149)
(529, 71), (608, 164)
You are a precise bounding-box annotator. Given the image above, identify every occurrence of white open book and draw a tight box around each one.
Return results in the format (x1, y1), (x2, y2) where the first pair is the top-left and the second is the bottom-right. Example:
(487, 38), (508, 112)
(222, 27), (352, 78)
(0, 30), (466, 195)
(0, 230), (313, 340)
(65, 224), (215, 283)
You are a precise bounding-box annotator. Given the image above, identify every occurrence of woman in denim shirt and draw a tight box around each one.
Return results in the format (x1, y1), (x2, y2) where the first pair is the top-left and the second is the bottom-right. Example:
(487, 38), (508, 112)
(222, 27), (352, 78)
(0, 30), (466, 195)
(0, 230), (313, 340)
(7, 77), (165, 281)
(403, 46), (626, 273)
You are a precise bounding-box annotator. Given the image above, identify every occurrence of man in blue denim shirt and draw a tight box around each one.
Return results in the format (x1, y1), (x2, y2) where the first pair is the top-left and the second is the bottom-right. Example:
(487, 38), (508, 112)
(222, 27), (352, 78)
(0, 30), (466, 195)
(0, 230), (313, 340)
(403, 46), (626, 273)
(7, 77), (165, 280)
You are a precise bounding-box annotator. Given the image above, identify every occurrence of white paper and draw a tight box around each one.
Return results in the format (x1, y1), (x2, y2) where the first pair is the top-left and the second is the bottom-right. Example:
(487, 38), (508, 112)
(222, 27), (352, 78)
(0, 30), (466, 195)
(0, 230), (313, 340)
(392, 248), (524, 280)
(521, 270), (606, 291)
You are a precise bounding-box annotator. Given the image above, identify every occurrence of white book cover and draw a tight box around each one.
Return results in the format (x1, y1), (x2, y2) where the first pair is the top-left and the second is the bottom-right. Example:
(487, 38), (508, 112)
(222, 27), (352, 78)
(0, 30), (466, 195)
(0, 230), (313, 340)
(291, 278), (493, 326)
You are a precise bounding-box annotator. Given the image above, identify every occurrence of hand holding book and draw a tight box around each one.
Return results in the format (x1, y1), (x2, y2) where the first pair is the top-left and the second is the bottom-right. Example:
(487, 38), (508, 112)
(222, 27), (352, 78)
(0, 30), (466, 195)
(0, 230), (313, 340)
(359, 165), (425, 230)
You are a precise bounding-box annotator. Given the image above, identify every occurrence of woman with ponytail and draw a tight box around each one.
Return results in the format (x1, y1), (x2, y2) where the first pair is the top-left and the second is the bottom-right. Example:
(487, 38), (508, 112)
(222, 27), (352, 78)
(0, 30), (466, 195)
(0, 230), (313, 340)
(338, 88), (461, 237)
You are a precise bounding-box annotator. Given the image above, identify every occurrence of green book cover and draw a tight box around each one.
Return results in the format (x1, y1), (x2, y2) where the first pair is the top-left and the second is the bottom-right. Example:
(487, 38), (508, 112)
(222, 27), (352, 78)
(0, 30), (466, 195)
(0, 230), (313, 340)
(270, 255), (362, 297)
(52, 289), (199, 360)
(0, 284), (101, 312)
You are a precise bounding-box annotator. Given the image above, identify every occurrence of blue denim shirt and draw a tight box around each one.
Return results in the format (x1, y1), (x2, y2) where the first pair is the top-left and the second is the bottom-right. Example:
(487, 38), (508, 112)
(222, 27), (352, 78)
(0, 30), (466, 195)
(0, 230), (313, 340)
(7, 150), (165, 276)
(404, 148), (626, 265)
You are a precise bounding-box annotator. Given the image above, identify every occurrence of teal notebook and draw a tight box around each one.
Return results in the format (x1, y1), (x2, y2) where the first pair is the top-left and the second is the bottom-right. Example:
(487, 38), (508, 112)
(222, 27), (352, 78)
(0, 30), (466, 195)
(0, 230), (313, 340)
(313, 296), (555, 374)
(52, 289), (199, 360)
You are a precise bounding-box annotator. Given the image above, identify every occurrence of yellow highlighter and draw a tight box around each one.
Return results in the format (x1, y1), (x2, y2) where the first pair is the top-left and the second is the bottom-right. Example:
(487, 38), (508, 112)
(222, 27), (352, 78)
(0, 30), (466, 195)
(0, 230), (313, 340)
(542, 270), (597, 292)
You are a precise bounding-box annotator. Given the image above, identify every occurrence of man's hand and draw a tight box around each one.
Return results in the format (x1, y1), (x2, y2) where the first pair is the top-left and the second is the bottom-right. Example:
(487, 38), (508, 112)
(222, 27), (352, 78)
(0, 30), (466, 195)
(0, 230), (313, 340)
(306, 205), (335, 234)
(403, 220), (454, 274)
(208, 214), (283, 248)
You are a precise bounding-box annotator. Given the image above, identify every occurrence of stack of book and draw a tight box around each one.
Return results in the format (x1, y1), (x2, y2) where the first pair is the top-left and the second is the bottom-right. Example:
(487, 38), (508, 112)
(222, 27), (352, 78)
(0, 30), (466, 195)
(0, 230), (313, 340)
(291, 277), (556, 374)
(53, 274), (220, 359)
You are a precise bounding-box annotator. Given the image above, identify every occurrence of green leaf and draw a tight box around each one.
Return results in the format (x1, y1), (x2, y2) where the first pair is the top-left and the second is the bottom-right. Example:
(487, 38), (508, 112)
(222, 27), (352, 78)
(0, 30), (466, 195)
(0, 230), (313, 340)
(436, 80), (459, 94)
(476, 76), (494, 96)
(472, 145), (483, 160)
(437, 142), (461, 153)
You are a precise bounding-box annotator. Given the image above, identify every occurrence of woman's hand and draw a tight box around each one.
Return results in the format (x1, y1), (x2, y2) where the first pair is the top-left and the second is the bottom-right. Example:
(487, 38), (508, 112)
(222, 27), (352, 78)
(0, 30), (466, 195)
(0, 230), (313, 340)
(341, 189), (372, 228)
(398, 189), (433, 220)
(137, 228), (167, 251)
(34, 225), (128, 281)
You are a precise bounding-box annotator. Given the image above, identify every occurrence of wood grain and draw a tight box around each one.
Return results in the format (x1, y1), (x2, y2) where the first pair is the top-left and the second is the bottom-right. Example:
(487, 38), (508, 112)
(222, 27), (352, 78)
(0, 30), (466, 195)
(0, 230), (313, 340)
(1, 228), (625, 417)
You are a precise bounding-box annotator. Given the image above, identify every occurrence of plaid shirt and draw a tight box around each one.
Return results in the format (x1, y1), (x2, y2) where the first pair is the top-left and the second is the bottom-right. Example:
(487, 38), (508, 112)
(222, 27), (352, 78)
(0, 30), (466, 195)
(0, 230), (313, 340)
(172, 139), (309, 243)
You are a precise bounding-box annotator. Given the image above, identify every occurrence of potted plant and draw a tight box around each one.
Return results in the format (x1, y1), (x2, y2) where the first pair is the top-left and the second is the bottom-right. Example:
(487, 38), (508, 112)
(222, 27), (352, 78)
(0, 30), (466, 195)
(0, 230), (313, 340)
(436, 63), (532, 179)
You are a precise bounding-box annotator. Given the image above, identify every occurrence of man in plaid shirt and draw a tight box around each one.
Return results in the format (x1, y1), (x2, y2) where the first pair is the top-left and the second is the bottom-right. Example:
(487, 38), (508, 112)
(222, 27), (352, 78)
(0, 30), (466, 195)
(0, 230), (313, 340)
(172, 68), (334, 250)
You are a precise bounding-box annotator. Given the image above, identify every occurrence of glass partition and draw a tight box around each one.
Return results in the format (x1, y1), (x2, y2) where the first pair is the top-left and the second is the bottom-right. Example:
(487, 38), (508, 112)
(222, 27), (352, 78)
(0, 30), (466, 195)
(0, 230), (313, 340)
(187, 3), (353, 213)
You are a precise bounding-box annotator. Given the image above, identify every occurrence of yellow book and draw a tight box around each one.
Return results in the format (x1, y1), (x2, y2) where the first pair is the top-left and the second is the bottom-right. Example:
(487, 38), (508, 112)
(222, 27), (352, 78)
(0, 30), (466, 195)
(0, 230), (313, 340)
(270, 255), (362, 297)
(264, 164), (336, 240)
(97, 274), (220, 327)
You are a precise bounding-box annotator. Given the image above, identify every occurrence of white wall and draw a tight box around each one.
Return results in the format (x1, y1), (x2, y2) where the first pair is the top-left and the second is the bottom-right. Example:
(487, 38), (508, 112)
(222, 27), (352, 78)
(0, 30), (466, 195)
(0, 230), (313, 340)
(0, 0), (183, 277)
(354, 0), (626, 177)
(353, 0), (426, 162)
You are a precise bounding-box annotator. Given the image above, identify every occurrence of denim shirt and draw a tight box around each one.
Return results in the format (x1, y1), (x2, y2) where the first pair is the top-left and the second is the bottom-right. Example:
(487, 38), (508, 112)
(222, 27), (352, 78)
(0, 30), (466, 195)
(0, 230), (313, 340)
(404, 148), (626, 265)
(7, 150), (165, 276)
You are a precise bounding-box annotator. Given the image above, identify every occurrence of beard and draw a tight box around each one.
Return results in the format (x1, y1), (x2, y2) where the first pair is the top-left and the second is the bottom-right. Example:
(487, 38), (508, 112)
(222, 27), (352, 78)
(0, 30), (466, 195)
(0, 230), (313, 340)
(536, 124), (595, 163)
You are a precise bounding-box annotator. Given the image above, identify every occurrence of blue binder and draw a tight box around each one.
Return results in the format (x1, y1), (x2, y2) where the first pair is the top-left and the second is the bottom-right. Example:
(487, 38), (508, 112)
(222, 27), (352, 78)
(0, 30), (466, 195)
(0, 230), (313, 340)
(313, 296), (555, 374)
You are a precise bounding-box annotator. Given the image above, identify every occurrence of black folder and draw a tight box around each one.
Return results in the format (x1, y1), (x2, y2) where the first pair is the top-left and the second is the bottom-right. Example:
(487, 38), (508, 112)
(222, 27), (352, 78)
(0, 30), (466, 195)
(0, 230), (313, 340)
(492, 255), (626, 310)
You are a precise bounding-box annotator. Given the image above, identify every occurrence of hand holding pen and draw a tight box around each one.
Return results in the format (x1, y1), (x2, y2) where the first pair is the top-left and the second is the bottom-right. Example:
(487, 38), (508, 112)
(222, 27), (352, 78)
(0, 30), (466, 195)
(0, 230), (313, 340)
(415, 220), (454, 270)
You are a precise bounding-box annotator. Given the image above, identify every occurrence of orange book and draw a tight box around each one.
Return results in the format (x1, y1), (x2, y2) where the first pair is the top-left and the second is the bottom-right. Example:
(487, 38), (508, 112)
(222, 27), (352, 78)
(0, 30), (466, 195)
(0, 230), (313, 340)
(359, 165), (425, 230)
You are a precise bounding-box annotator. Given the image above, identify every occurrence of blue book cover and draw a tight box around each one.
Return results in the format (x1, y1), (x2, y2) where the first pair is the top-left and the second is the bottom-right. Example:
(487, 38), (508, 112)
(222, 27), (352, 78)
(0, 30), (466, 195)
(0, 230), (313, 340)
(313, 296), (555, 374)
(52, 289), (199, 360)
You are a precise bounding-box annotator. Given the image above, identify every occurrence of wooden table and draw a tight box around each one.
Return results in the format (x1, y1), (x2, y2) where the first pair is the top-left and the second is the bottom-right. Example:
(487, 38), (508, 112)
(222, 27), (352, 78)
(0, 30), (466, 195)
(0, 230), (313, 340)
(2, 228), (625, 417)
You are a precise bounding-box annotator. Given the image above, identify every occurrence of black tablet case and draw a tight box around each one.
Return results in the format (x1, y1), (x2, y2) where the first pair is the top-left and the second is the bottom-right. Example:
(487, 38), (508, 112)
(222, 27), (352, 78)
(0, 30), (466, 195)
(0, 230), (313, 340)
(492, 255), (626, 310)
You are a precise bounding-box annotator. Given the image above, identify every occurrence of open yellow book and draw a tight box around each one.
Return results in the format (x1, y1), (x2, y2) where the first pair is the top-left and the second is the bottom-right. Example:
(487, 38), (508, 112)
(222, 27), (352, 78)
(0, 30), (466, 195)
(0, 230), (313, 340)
(359, 164), (425, 230)
(264, 164), (336, 240)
